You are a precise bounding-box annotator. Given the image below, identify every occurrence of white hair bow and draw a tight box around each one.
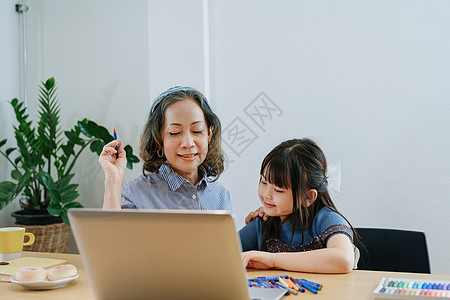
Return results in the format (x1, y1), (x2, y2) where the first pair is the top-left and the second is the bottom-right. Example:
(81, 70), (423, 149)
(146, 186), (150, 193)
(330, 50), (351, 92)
(327, 161), (341, 193)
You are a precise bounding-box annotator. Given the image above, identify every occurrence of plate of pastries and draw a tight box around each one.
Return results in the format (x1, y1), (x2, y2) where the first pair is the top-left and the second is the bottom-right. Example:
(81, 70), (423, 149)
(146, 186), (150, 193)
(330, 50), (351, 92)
(10, 264), (78, 290)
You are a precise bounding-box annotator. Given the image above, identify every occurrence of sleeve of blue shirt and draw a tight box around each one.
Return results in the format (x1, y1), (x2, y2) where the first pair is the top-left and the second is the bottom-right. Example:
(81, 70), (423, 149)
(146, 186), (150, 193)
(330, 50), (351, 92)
(313, 207), (353, 244)
(239, 217), (264, 251)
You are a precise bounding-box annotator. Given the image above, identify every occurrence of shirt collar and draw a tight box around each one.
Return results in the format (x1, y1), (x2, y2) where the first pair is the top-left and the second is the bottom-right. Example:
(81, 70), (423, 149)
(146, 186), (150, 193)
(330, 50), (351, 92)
(159, 164), (208, 191)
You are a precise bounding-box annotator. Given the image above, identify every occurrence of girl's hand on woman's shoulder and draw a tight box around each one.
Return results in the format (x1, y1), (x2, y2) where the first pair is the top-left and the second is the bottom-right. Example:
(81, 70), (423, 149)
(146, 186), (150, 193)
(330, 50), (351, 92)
(244, 206), (268, 224)
(241, 250), (274, 269)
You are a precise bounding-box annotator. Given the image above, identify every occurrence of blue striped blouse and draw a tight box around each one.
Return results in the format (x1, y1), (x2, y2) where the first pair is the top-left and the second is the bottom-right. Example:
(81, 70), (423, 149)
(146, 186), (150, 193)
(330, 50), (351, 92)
(121, 164), (232, 211)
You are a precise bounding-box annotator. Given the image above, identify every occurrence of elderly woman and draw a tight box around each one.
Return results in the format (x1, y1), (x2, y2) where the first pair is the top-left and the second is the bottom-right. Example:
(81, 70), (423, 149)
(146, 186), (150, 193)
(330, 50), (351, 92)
(99, 86), (231, 211)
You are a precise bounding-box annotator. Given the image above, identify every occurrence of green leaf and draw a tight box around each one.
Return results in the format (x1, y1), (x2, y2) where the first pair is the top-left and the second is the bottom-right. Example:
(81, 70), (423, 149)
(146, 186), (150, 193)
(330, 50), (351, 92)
(44, 77), (55, 90)
(56, 173), (75, 189)
(11, 170), (22, 180)
(60, 202), (83, 225)
(61, 211), (70, 226)
(0, 139), (6, 148)
(87, 120), (99, 137)
(96, 125), (113, 142)
(6, 192), (15, 202)
(0, 181), (16, 197)
(47, 203), (62, 216)
(11, 98), (18, 106)
(60, 156), (68, 166)
(24, 187), (32, 198)
(49, 189), (62, 204)
(124, 145), (140, 170)
(5, 147), (16, 156)
(77, 119), (92, 138)
(74, 125), (81, 135)
(124, 145), (132, 154)
(16, 170), (31, 191)
(61, 144), (75, 157)
(61, 190), (79, 203)
(40, 172), (56, 189)
(129, 155), (140, 163)
(124, 145), (136, 160)
(90, 140), (103, 155)
(65, 131), (84, 145)
(60, 183), (78, 194)
(37, 77), (61, 167)
(63, 202), (83, 209)
(87, 121), (112, 142)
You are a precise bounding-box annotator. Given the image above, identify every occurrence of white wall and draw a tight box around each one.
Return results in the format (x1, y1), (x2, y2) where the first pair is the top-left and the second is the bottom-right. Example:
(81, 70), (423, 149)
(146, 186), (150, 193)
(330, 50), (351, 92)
(26, 0), (150, 207)
(213, 0), (450, 275)
(214, 1), (450, 274)
(148, 1), (205, 96)
(0, 0), (22, 226)
(1, 0), (449, 274)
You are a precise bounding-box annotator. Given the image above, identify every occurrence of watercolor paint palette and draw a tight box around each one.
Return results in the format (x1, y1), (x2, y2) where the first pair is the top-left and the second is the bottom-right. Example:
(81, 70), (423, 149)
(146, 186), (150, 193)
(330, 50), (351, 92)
(374, 277), (450, 299)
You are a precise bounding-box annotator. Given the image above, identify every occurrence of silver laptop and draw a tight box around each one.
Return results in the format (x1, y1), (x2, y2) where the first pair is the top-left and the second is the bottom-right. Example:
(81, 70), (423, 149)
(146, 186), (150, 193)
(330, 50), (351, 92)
(68, 209), (286, 300)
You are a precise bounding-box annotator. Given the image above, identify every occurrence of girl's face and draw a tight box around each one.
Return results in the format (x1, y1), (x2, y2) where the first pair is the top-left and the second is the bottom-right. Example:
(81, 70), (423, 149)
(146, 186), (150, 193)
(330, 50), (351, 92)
(258, 174), (293, 221)
(161, 99), (212, 185)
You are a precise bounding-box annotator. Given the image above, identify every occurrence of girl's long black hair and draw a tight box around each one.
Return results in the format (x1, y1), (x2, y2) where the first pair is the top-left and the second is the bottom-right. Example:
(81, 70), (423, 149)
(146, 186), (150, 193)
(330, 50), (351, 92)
(260, 138), (358, 250)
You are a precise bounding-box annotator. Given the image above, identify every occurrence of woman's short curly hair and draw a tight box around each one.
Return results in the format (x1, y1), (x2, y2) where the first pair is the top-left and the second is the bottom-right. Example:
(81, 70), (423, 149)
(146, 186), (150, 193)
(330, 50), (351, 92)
(139, 87), (224, 180)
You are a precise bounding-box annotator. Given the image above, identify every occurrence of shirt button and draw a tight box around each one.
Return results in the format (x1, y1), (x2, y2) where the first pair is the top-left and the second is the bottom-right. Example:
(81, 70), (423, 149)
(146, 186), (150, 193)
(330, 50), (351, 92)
(192, 194), (197, 199)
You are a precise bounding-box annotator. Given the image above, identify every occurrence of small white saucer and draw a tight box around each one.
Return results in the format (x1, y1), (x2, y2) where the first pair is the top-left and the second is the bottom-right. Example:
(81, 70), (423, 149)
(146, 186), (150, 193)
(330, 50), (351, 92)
(10, 274), (79, 290)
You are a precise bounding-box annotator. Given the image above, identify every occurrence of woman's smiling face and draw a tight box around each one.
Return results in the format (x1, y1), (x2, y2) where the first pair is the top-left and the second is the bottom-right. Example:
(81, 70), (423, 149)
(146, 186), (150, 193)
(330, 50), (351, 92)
(161, 98), (211, 185)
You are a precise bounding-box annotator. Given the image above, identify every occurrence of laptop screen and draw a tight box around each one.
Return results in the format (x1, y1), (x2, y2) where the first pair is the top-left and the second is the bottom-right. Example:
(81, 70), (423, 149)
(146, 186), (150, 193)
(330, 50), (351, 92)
(69, 209), (253, 300)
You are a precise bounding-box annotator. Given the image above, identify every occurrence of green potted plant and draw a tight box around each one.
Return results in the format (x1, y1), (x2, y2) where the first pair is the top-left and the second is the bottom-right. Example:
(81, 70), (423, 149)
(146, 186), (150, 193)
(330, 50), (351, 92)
(0, 77), (139, 252)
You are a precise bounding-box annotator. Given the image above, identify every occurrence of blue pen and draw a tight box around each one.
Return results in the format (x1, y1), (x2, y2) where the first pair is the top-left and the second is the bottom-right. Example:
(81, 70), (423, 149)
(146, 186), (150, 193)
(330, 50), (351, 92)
(257, 276), (280, 281)
(113, 128), (118, 159)
(290, 277), (305, 292)
(256, 280), (272, 288)
(269, 280), (285, 289)
(300, 281), (319, 294)
(300, 278), (322, 286)
(265, 280), (278, 288)
(300, 278), (323, 290)
(247, 279), (258, 288)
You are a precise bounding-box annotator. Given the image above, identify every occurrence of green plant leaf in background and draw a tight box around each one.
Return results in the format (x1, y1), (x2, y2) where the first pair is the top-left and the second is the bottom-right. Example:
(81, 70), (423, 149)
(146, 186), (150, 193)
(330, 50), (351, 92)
(124, 145), (140, 170)
(0, 77), (140, 225)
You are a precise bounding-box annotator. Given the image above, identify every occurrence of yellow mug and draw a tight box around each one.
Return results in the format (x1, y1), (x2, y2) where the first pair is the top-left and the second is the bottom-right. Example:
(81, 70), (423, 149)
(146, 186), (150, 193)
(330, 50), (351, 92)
(0, 227), (35, 261)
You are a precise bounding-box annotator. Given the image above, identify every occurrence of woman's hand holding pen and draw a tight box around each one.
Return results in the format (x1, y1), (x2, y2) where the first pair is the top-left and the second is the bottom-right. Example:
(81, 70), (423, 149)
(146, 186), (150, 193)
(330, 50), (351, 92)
(99, 139), (127, 209)
(99, 139), (127, 182)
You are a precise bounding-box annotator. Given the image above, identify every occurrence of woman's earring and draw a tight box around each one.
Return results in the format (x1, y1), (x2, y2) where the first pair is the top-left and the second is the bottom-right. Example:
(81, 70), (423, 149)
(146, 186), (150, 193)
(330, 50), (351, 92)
(206, 163), (217, 176)
(157, 148), (164, 158)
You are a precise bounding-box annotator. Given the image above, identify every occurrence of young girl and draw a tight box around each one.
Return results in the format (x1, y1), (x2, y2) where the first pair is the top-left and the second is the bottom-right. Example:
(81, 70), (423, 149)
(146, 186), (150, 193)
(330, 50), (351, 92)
(239, 138), (357, 273)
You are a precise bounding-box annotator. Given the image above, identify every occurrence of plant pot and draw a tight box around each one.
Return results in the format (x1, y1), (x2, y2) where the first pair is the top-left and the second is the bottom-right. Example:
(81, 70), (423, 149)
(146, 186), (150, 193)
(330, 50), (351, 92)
(11, 208), (62, 225)
(11, 209), (70, 253)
